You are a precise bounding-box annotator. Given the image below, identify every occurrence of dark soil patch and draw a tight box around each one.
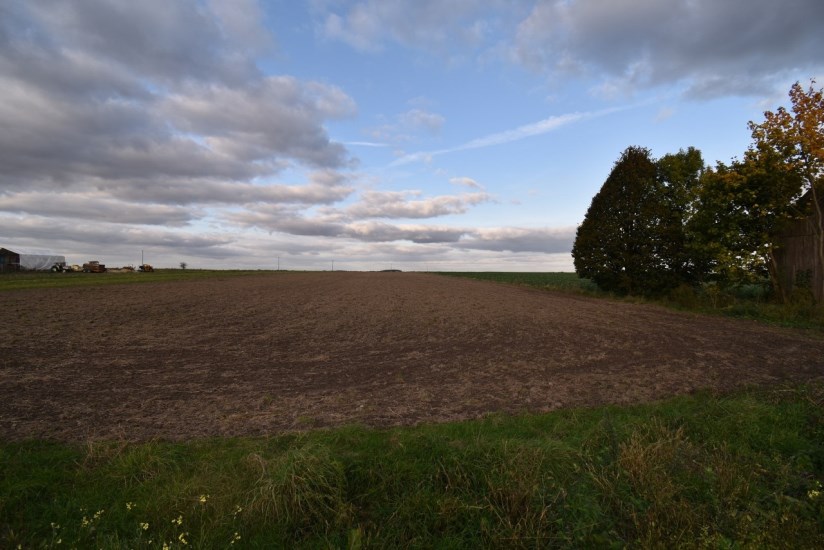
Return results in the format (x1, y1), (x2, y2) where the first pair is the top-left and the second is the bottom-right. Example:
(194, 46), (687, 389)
(1, 272), (822, 441)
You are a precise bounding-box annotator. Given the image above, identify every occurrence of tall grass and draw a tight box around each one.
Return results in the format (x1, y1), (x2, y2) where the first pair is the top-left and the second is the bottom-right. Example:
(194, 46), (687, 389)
(2, 385), (822, 548)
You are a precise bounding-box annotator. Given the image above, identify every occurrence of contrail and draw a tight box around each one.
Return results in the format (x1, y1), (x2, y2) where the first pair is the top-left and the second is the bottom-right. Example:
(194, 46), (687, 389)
(389, 103), (640, 167)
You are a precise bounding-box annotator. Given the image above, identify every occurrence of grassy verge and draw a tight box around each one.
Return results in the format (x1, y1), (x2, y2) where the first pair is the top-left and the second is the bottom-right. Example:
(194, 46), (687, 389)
(0, 269), (273, 292)
(2, 385), (822, 548)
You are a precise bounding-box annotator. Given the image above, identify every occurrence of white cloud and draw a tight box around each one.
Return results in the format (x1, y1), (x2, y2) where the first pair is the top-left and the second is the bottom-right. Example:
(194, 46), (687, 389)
(364, 108), (446, 144)
(450, 177), (483, 190)
(398, 109), (445, 134)
(655, 107), (676, 123)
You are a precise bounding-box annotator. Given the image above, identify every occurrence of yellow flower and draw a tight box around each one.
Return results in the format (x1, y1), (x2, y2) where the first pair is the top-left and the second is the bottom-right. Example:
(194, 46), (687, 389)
(172, 514), (183, 526)
(140, 522), (149, 530)
(126, 502), (135, 510)
(199, 494), (209, 504)
(178, 532), (188, 545)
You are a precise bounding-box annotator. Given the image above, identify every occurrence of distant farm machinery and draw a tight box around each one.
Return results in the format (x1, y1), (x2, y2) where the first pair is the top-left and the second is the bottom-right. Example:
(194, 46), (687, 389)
(82, 260), (107, 273)
(45, 261), (155, 273)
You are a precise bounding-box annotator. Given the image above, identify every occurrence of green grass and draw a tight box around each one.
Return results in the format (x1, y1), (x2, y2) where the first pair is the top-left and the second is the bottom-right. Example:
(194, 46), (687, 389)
(2, 385), (822, 548)
(0, 269), (273, 292)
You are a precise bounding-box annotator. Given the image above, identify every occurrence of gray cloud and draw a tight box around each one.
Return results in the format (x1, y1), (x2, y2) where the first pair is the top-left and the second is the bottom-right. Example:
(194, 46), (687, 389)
(514, 0), (824, 98)
(0, 0), (357, 232)
(225, 205), (347, 238)
(317, 0), (519, 53)
(0, 193), (194, 226)
(457, 227), (575, 254)
(0, 215), (233, 252)
(313, 0), (823, 99)
(161, 77), (354, 169)
(225, 197), (570, 253)
(343, 190), (490, 219)
(20, 0), (261, 86)
(344, 222), (468, 243)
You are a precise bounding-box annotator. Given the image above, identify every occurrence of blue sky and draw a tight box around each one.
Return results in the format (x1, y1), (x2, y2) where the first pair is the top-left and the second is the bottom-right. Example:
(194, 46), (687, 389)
(1, 1), (823, 270)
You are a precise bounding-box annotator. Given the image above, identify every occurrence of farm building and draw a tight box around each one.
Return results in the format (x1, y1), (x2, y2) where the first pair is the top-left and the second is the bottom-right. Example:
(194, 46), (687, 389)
(0, 247), (66, 272)
(774, 192), (824, 303)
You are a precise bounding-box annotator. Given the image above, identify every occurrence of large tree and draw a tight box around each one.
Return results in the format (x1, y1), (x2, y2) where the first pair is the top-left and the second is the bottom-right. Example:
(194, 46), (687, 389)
(748, 80), (824, 302)
(657, 147), (706, 283)
(573, 146), (676, 295)
(688, 151), (803, 296)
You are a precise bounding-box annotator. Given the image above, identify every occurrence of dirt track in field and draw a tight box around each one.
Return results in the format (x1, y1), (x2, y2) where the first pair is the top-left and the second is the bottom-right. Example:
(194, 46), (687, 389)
(1, 272), (823, 442)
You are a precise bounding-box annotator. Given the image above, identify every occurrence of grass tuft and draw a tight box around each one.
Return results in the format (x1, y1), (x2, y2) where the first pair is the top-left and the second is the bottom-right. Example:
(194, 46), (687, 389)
(245, 442), (350, 534)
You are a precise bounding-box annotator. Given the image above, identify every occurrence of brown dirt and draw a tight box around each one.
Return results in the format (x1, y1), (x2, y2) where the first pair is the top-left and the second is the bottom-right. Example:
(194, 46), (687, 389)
(1, 272), (822, 442)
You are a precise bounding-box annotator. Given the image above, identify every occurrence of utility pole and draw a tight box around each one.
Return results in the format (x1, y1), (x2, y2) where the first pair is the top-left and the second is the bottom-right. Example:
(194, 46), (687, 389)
(277, 256), (280, 271)
(331, 259), (334, 271)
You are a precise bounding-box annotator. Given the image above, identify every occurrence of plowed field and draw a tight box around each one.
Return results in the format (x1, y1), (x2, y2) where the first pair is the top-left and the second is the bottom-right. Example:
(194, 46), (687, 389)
(1, 272), (822, 441)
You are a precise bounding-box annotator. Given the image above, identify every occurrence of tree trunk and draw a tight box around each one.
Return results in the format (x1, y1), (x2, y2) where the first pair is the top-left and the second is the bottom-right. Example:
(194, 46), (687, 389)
(767, 245), (787, 303)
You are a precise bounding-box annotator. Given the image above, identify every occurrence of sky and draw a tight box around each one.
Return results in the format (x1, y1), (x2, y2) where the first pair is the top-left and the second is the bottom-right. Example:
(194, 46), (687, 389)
(1, 1), (823, 271)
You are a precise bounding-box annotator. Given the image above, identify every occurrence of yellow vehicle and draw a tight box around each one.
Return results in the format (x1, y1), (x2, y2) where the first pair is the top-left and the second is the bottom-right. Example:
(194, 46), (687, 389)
(82, 261), (106, 273)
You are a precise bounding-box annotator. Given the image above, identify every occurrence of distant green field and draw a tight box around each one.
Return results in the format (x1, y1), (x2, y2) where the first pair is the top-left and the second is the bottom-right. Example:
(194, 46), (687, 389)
(0, 269), (267, 291)
(438, 272), (598, 292)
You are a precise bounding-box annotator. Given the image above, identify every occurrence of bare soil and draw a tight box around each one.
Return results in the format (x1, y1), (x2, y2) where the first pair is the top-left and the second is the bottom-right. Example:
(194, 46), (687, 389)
(1, 272), (822, 442)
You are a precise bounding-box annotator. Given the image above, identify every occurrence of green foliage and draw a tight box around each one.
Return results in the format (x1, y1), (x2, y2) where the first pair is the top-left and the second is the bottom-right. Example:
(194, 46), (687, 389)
(748, 79), (824, 302)
(689, 151), (804, 293)
(2, 386), (823, 548)
(658, 147), (708, 282)
(573, 146), (694, 295)
(686, 80), (824, 302)
(572, 82), (824, 303)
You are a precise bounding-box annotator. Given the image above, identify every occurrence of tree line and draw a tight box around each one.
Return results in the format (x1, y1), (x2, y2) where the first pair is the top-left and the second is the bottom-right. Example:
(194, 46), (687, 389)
(572, 80), (824, 304)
